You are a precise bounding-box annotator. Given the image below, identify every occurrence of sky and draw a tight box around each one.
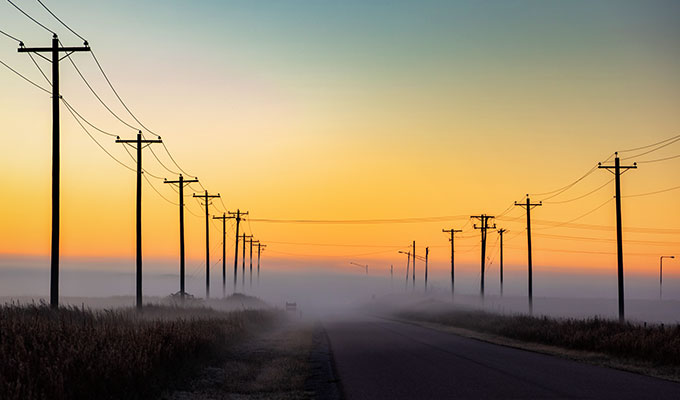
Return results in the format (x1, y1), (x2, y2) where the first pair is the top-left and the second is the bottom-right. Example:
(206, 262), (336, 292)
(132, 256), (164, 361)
(0, 0), (679, 301)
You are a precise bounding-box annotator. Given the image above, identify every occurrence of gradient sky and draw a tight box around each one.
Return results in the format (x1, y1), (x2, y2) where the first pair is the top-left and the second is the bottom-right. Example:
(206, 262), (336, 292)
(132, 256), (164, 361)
(1, 1), (679, 292)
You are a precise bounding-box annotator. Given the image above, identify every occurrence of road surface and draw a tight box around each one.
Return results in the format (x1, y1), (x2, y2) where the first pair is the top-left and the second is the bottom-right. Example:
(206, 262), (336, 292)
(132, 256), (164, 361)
(324, 315), (680, 399)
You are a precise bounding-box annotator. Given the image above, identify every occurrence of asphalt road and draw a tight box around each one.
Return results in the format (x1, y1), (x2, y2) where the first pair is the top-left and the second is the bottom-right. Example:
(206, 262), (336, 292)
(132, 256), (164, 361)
(324, 315), (680, 400)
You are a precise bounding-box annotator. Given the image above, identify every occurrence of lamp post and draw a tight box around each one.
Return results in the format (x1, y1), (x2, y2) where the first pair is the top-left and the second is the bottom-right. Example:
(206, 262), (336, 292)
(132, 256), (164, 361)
(660, 256), (675, 299)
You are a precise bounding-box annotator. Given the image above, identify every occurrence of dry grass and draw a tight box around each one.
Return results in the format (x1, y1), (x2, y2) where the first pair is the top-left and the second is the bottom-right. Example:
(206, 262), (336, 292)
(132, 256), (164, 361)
(398, 308), (680, 368)
(0, 302), (276, 400)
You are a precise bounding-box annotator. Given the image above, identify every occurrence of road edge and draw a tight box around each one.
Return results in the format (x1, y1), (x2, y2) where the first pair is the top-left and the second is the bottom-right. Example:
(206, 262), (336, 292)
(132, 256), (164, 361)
(305, 322), (344, 399)
(379, 314), (680, 384)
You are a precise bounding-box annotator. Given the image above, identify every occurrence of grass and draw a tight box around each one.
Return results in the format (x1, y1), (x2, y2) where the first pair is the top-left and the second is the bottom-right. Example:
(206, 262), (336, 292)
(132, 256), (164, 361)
(0, 302), (277, 400)
(398, 308), (680, 368)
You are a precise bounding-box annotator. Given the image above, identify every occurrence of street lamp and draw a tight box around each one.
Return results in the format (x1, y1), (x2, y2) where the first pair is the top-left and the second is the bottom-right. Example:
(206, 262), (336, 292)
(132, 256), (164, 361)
(660, 256), (675, 299)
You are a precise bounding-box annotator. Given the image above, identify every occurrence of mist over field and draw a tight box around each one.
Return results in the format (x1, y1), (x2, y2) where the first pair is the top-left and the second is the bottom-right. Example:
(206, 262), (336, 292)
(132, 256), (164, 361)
(2, 254), (679, 323)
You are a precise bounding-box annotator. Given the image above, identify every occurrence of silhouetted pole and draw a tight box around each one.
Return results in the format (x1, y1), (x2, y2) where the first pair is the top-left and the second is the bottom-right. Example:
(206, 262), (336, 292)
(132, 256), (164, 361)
(599, 153), (636, 322)
(424, 247), (429, 292)
(227, 210), (248, 292)
(515, 196), (541, 314)
(213, 212), (231, 298)
(472, 215), (496, 299)
(19, 35), (90, 308)
(498, 228), (507, 297)
(164, 174), (199, 299)
(659, 256), (674, 300)
(116, 132), (162, 309)
(242, 233), (253, 290)
(442, 228), (462, 299)
(193, 190), (221, 299)
(390, 265), (394, 290)
(412, 241), (416, 290)
(249, 239), (259, 288)
(399, 250), (411, 290)
(257, 243), (266, 285)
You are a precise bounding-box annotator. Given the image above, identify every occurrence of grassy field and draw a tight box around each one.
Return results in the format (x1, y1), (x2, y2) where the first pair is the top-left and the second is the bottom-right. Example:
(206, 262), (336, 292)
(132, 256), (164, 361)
(397, 308), (680, 373)
(0, 301), (277, 400)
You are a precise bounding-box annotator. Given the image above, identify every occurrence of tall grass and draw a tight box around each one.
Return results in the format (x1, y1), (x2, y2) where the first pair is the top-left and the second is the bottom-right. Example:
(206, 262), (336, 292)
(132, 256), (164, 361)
(399, 309), (680, 366)
(0, 303), (275, 400)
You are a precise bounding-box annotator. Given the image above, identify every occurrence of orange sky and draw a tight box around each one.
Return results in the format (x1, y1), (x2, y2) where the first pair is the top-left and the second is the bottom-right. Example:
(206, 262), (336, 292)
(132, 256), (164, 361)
(0, 0), (679, 280)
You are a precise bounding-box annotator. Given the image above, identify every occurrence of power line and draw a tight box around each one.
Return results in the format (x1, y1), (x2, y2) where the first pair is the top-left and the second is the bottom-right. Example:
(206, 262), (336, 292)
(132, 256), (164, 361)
(624, 185), (680, 198)
(533, 198), (613, 231)
(618, 134), (680, 153)
(637, 154), (680, 164)
(37, 0), (87, 43)
(62, 97), (136, 172)
(0, 58), (51, 93)
(0, 28), (22, 43)
(543, 178), (613, 204)
(63, 51), (138, 131)
(6, 0), (56, 35)
(248, 215), (469, 224)
(621, 137), (680, 160)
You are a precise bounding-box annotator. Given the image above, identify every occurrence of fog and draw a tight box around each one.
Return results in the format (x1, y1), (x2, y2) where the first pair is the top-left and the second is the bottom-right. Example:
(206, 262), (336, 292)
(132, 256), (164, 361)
(1, 254), (680, 324)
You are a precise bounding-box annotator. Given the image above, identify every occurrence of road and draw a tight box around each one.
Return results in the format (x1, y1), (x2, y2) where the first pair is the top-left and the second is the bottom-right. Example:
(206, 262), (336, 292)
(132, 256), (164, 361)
(324, 315), (680, 400)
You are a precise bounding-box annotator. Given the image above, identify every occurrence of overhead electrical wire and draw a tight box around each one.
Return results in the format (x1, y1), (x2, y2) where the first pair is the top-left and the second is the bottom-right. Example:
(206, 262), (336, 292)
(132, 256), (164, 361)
(0, 28), (23, 43)
(618, 134), (680, 153)
(543, 178), (613, 204)
(621, 136), (680, 160)
(37, 0), (87, 43)
(637, 154), (680, 164)
(533, 198), (613, 231)
(623, 185), (680, 198)
(248, 215), (470, 224)
(0, 58), (51, 94)
(6, 0), (56, 35)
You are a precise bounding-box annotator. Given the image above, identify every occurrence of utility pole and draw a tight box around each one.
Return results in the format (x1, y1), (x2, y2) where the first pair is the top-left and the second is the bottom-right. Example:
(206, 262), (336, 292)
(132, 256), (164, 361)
(256, 243), (266, 286)
(249, 239), (259, 288)
(599, 153), (636, 322)
(116, 132), (162, 309)
(471, 215), (496, 298)
(390, 265), (394, 290)
(241, 233), (253, 290)
(213, 212), (230, 298)
(412, 241), (416, 290)
(659, 256), (674, 300)
(498, 229), (507, 297)
(19, 35), (91, 308)
(227, 210), (248, 292)
(164, 174), (199, 299)
(514, 196), (541, 314)
(399, 250), (411, 290)
(424, 247), (429, 292)
(193, 190), (221, 299)
(442, 228), (462, 299)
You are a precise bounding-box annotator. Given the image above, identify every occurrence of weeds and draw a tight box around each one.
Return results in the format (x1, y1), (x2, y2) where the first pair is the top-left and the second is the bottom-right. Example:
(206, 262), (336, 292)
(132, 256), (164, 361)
(0, 302), (276, 400)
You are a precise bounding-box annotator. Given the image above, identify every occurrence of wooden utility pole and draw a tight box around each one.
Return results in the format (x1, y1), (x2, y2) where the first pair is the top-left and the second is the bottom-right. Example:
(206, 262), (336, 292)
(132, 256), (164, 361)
(471, 215), (496, 298)
(390, 265), (394, 290)
(399, 250), (411, 290)
(515, 196), (541, 314)
(227, 210), (248, 292)
(19, 35), (90, 308)
(213, 212), (230, 297)
(241, 233), (253, 290)
(599, 153), (637, 322)
(424, 247), (429, 292)
(164, 174), (199, 299)
(256, 243), (266, 285)
(193, 190), (221, 299)
(442, 228), (462, 299)
(498, 228), (507, 297)
(412, 241), (416, 290)
(116, 131), (162, 309)
(249, 239), (259, 288)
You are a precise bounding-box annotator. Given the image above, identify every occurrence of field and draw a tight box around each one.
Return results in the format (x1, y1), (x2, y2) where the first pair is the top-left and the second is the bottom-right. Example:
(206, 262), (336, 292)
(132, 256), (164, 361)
(0, 301), (278, 400)
(396, 306), (680, 379)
